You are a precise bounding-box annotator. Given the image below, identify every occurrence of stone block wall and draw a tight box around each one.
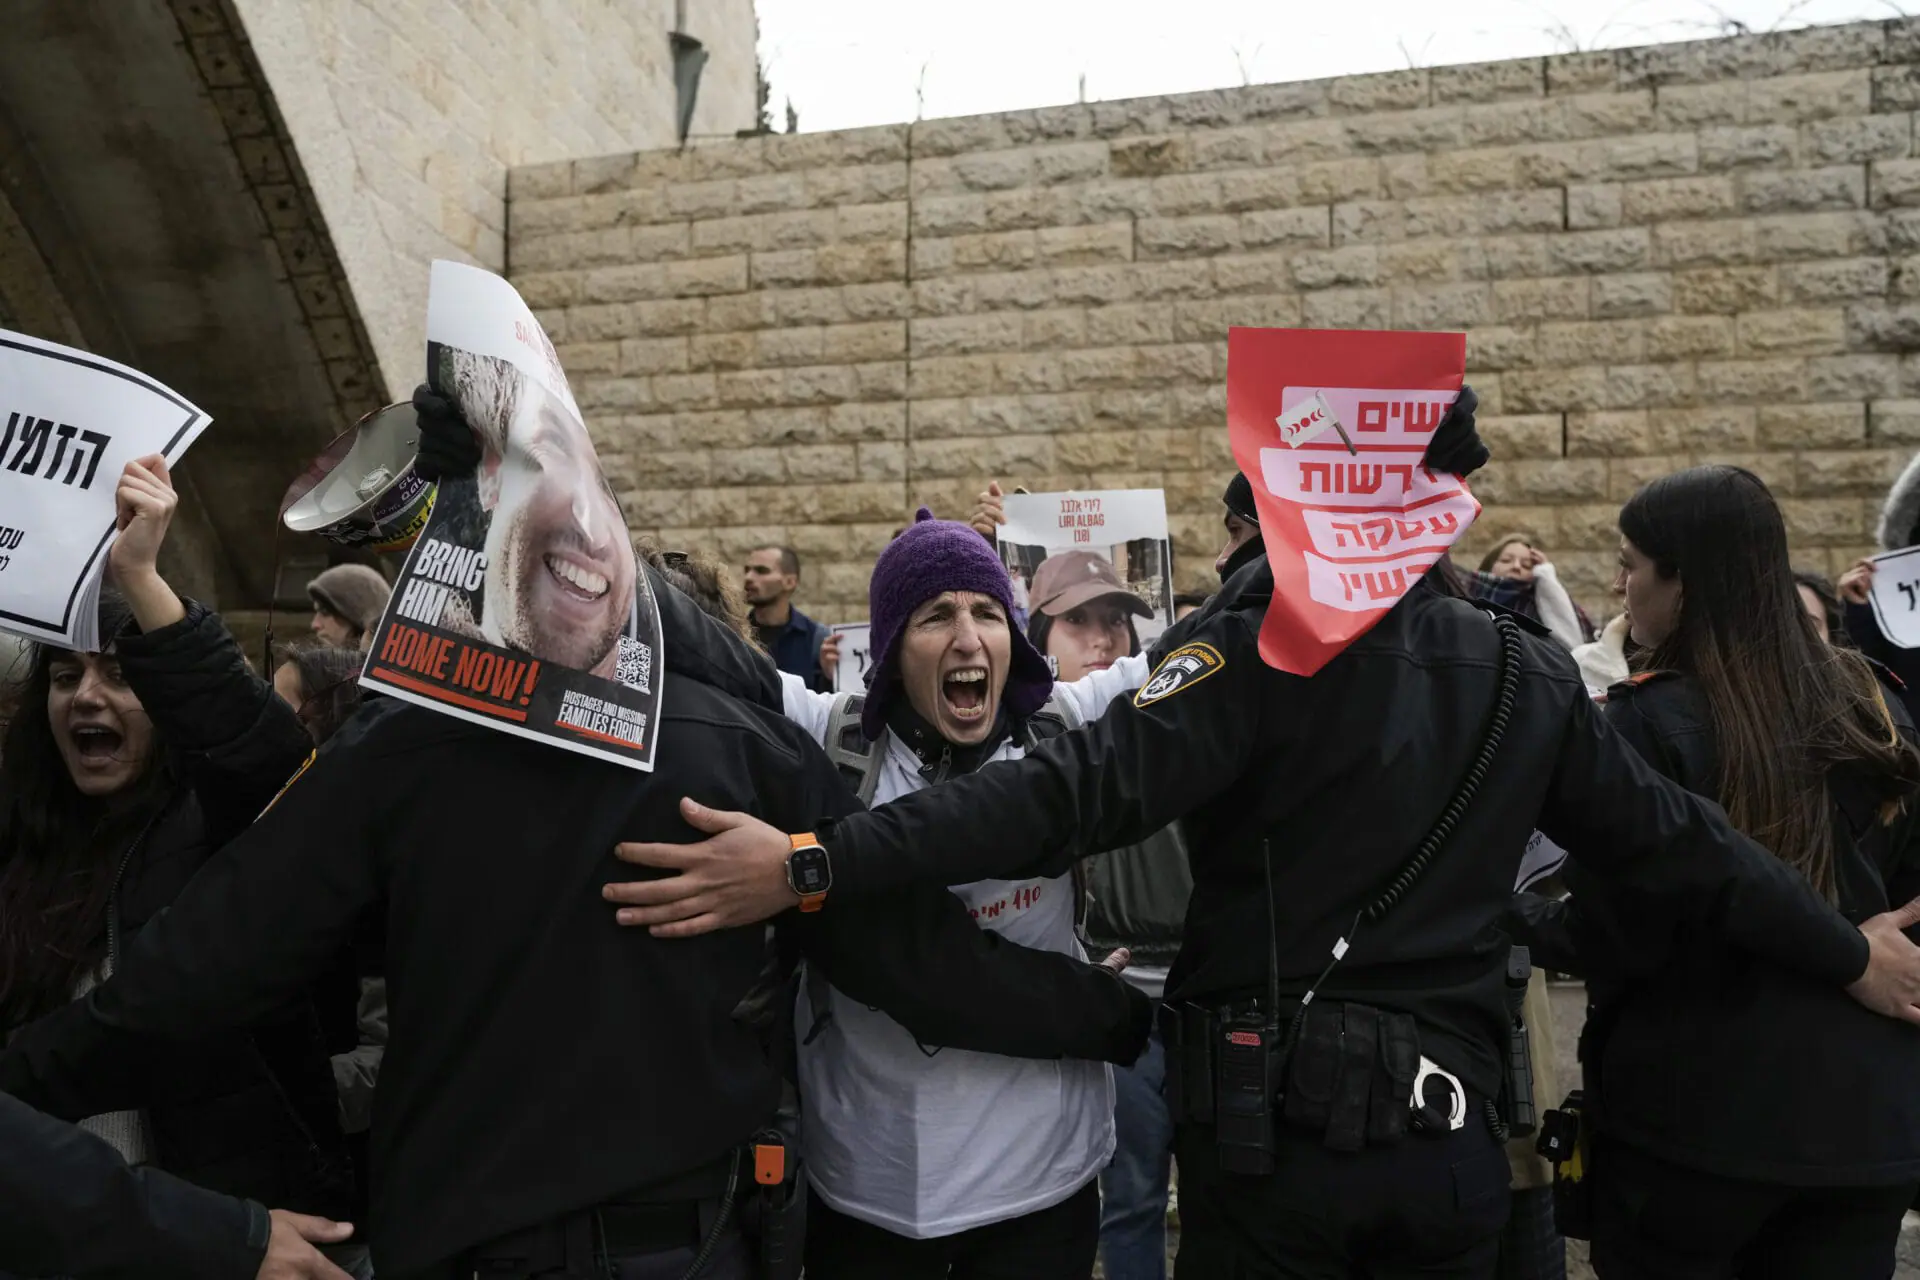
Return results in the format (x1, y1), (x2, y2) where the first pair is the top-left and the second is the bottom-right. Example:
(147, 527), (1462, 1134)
(510, 18), (1920, 624)
(233, 0), (760, 399)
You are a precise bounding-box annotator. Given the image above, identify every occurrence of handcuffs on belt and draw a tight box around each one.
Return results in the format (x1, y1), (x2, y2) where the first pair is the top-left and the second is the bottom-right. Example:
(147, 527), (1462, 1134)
(1412, 1055), (1467, 1133)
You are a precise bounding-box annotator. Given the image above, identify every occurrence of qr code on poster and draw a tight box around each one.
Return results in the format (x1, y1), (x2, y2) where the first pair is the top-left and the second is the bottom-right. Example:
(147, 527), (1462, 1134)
(615, 637), (652, 694)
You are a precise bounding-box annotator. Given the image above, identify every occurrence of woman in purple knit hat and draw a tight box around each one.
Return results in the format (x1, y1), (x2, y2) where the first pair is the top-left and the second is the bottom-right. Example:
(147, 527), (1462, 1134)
(773, 508), (1152, 1280)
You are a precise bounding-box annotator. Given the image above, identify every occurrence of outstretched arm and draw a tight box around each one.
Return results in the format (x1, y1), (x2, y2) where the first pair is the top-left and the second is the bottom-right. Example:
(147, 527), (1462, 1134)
(606, 608), (1267, 935)
(1538, 680), (1920, 1020)
(798, 886), (1150, 1064)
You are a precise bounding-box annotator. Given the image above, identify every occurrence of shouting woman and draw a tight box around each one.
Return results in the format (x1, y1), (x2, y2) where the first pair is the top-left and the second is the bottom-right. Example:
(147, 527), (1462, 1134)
(0, 457), (355, 1254)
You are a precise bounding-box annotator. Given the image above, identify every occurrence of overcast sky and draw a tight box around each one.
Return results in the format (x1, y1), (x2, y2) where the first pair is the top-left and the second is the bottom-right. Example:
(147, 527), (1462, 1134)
(753, 0), (1909, 133)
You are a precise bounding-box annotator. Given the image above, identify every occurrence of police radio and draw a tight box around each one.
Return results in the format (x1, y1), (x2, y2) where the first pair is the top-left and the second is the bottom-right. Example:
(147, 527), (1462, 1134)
(1214, 841), (1286, 1175)
(1502, 945), (1537, 1139)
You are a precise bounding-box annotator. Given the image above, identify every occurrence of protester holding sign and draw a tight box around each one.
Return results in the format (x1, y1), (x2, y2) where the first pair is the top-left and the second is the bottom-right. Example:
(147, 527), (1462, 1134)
(1, 335), (1153, 1280)
(0, 457), (355, 1245)
(1517, 465), (1920, 1279)
(605, 333), (1920, 1279)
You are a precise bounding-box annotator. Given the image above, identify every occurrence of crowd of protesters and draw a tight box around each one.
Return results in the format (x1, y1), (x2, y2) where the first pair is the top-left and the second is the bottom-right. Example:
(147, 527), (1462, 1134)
(5, 377), (1920, 1280)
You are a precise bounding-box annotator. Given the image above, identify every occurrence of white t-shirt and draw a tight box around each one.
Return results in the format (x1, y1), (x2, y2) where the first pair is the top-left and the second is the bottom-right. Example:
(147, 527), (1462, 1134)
(780, 656), (1150, 1239)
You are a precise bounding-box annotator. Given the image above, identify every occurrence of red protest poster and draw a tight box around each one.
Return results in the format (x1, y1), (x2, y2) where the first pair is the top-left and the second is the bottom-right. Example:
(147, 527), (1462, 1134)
(1226, 327), (1474, 676)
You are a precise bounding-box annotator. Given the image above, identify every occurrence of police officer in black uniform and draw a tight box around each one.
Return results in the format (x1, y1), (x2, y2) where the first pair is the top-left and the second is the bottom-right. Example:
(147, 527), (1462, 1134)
(0, 397), (1150, 1280)
(604, 412), (1920, 1279)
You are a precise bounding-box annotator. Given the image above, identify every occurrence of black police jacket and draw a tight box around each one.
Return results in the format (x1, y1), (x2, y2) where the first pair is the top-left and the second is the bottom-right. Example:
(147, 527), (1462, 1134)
(814, 560), (1873, 1101)
(49, 602), (354, 1219)
(0, 566), (1148, 1278)
(0, 1088), (267, 1279)
(1524, 670), (1920, 1187)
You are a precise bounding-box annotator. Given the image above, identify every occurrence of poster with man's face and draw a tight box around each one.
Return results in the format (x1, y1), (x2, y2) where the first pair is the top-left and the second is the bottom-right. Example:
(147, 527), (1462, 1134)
(360, 261), (664, 770)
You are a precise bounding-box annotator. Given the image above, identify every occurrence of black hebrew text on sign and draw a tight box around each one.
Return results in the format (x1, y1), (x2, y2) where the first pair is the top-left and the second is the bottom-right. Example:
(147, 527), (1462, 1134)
(0, 412), (111, 489)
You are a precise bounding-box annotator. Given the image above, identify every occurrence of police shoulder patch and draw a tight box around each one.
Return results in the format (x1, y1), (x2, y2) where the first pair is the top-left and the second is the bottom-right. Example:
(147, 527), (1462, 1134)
(1134, 642), (1225, 707)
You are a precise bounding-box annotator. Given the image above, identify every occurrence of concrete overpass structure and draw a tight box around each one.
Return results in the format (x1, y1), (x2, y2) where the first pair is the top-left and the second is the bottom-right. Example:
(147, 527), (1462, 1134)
(0, 0), (758, 614)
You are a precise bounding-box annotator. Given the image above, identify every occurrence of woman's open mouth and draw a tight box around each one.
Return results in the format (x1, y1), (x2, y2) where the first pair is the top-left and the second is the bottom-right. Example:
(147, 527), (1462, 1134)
(70, 725), (123, 763)
(544, 554), (610, 602)
(941, 667), (989, 720)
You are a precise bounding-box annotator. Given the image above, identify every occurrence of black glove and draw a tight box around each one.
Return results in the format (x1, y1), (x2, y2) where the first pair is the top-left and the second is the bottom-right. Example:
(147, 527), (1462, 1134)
(1422, 385), (1487, 479)
(412, 383), (481, 482)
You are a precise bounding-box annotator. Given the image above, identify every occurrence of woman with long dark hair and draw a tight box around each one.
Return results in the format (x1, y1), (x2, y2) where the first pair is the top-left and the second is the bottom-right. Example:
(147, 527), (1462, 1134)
(1523, 465), (1920, 1278)
(0, 457), (354, 1242)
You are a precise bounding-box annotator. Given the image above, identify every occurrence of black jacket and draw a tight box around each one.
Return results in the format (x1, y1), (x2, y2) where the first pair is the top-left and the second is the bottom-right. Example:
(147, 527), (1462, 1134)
(1517, 671), (1920, 1187)
(812, 562), (1873, 1100)
(1083, 824), (1192, 972)
(23, 602), (354, 1218)
(0, 567), (1148, 1278)
(1844, 600), (1920, 728)
(0, 1088), (267, 1279)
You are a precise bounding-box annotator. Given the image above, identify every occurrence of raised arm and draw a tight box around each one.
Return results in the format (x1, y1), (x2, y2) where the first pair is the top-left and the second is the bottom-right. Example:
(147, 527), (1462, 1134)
(117, 602), (314, 843)
(104, 455), (313, 840)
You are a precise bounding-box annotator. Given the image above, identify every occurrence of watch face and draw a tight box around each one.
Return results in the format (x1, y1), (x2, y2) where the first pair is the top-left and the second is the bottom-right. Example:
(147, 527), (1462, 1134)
(788, 844), (831, 896)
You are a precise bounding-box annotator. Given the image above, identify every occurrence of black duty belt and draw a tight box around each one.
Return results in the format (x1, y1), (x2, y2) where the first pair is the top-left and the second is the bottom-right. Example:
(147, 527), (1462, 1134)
(455, 1150), (742, 1277)
(465, 1202), (703, 1274)
(1158, 998), (1479, 1169)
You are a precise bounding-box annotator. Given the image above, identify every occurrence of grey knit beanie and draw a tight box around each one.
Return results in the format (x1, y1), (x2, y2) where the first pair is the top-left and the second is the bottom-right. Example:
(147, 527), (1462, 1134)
(307, 564), (392, 635)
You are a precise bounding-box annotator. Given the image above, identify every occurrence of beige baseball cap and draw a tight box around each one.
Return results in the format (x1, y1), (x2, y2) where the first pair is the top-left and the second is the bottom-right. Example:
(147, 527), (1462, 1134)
(1029, 550), (1152, 619)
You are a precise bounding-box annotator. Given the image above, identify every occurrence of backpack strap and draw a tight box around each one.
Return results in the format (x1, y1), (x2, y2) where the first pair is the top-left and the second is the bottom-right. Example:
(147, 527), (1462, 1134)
(806, 695), (891, 1046)
(1021, 692), (1091, 932)
(823, 693), (888, 807)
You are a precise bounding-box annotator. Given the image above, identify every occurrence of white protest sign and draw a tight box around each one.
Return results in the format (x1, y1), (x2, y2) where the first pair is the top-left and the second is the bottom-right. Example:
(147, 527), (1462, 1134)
(997, 489), (1175, 652)
(0, 330), (210, 650)
(831, 622), (873, 694)
(1868, 545), (1920, 649)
